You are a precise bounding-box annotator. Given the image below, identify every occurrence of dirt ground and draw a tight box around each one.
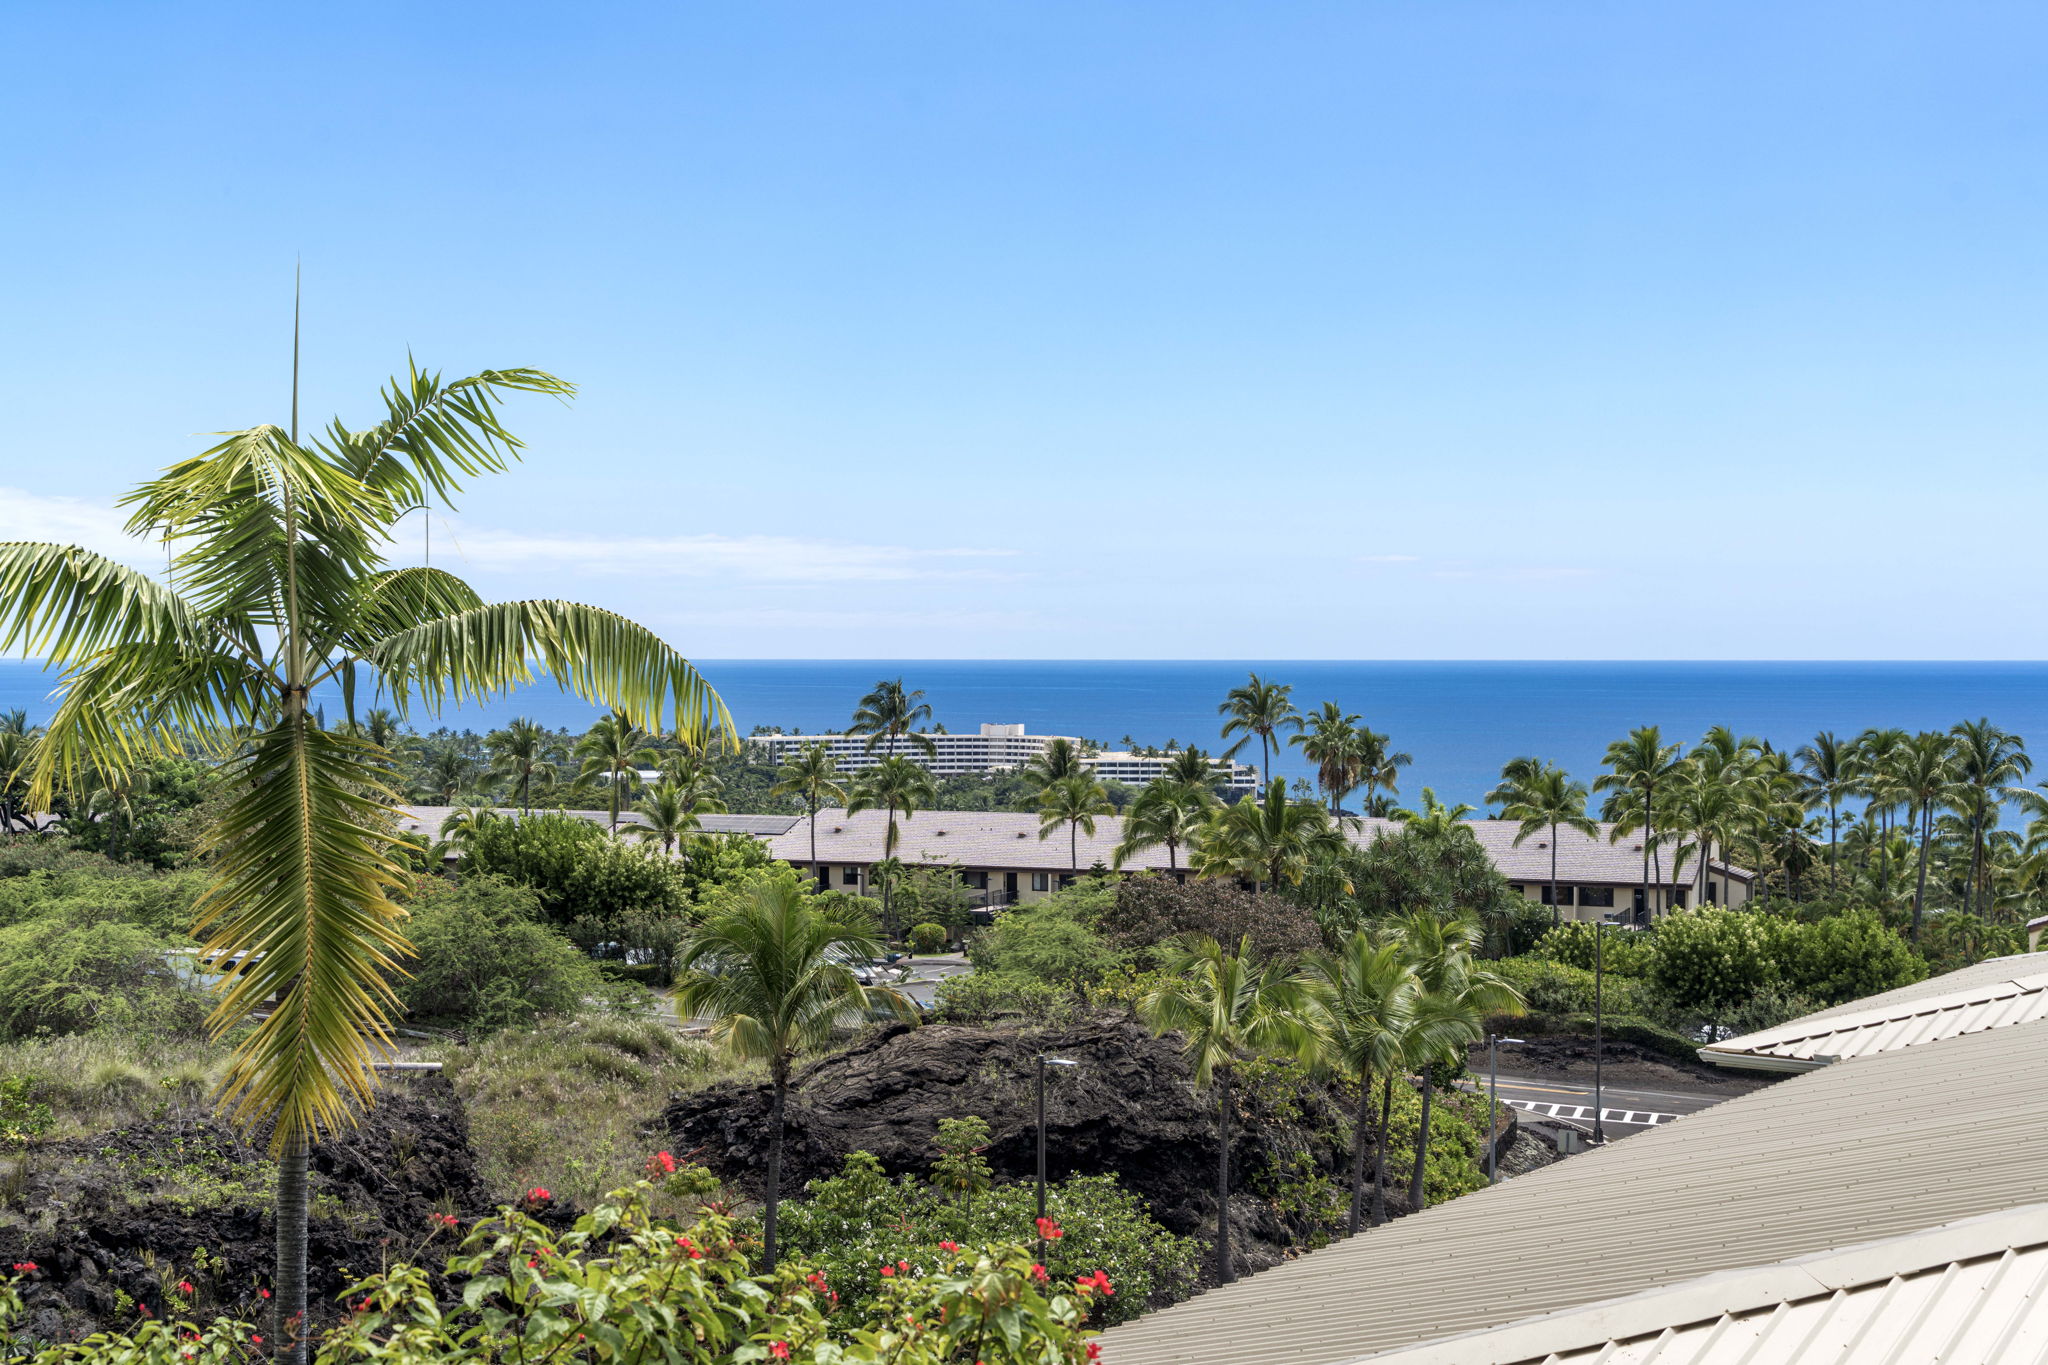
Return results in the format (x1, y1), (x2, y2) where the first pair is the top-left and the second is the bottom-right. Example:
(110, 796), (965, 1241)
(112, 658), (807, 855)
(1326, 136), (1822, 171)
(1466, 1035), (1776, 1094)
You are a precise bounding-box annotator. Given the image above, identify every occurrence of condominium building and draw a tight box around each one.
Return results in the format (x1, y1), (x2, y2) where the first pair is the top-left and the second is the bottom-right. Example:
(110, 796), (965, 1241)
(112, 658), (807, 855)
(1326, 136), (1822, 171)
(745, 722), (1257, 791)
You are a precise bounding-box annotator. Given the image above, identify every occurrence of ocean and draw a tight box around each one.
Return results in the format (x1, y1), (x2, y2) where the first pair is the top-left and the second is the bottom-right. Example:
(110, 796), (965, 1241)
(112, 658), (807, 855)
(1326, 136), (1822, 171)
(3, 659), (2043, 811)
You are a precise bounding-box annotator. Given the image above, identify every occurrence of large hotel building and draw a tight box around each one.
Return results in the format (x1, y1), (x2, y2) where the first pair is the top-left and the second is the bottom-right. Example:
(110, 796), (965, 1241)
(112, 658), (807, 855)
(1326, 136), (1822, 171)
(744, 722), (1259, 794)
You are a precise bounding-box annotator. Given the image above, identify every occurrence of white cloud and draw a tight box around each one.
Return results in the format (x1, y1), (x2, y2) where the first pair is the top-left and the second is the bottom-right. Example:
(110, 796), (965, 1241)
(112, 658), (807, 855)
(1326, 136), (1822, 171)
(0, 488), (153, 565)
(439, 522), (1021, 584)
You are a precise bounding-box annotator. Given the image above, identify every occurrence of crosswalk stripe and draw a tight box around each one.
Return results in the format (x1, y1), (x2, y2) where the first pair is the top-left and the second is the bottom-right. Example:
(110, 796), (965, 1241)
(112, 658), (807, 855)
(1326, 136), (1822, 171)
(1500, 1098), (1679, 1126)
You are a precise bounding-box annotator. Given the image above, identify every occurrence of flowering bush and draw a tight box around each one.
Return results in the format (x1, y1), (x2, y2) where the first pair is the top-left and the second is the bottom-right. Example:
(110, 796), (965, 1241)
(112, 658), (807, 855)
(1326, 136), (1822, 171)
(0, 1182), (1098, 1363)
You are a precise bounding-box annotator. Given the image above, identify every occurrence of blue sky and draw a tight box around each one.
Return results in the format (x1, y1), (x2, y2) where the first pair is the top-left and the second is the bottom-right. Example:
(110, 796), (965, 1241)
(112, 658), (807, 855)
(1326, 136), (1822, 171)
(4, 2), (2045, 659)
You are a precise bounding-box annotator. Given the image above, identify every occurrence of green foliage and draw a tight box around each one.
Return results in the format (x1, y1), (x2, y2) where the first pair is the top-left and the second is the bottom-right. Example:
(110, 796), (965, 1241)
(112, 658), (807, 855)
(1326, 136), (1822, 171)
(459, 811), (690, 926)
(0, 868), (206, 937)
(393, 877), (605, 1033)
(931, 972), (1080, 1028)
(775, 1147), (1198, 1328)
(1769, 911), (1924, 1006)
(673, 832), (777, 903)
(1915, 912), (2030, 974)
(0, 904), (207, 1041)
(908, 922), (950, 954)
(0, 1075), (52, 1145)
(966, 901), (1125, 988)
(1485, 957), (1648, 1019)
(1645, 908), (1775, 1024)
(890, 865), (978, 933)
(1532, 922), (1656, 977)
(1718, 986), (1824, 1038)
(1312, 824), (1526, 953)
(0, 841), (152, 881)
(0, 1183), (1100, 1363)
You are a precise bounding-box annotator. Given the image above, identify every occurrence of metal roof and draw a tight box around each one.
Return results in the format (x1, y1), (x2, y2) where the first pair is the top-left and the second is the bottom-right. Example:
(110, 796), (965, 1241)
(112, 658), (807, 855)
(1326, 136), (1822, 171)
(1355, 1204), (2048, 1364)
(1701, 960), (2048, 1072)
(1792, 952), (2048, 1027)
(1095, 1014), (2048, 1365)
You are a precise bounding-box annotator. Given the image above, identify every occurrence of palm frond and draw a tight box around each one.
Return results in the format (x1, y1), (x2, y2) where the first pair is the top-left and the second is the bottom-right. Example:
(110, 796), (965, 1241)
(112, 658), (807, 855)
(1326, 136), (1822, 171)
(323, 364), (577, 509)
(0, 543), (201, 666)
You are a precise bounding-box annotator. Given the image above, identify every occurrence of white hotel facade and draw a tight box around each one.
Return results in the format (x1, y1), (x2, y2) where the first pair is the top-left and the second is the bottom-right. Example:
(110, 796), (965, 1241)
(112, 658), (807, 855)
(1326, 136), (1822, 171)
(745, 722), (1259, 794)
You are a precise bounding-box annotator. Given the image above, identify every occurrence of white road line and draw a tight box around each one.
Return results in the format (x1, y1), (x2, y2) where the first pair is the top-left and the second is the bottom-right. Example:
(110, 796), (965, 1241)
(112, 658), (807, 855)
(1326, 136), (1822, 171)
(1500, 1098), (1679, 1125)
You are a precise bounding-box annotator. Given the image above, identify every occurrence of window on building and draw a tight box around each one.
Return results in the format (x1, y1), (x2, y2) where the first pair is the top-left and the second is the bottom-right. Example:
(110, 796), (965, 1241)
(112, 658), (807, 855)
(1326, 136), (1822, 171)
(1031, 872), (1049, 892)
(1672, 887), (1689, 908)
(1540, 884), (1575, 906)
(964, 871), (988, 890)
(1705, 880), (1718, 904)
(1578, 887), (1615, 908)
(843, 867), (861, 886)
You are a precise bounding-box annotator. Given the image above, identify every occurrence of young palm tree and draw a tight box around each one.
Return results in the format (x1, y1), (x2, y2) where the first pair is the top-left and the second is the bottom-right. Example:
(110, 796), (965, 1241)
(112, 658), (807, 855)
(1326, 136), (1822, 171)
(1949, 719), (2031, 917)
(1301, 932), (1420, 1232)
(1138, 935), (1320, 1284)
(1354, 727), (1412, 818)
(1291, 702), (1365, 813)
(1036, 772), (1115, 878)
(1489, 760), (1598, 924)
(1793, 730), (1853, 892)
(1593, 726), (1680, 918)
(0, 360), (727, 1361)
(770, 742), (848, 876)
(628, 776), (717, 853)
(1217, 673), (1299, 787)
(485, 717), (558, 812)
(675, 873), (915, 1270)
(847, 755), (937, 937)
(0, 720), (40, 835)
(848, 678), (937, 757)
(1114, 779), (1213, 871)
(1392, 786), (1477, 836)
(1191, 779), (1340, 892)
(1390, 911), (1522, 1212)
(361, 707), (404, 750)
(575, 711), (661, 830)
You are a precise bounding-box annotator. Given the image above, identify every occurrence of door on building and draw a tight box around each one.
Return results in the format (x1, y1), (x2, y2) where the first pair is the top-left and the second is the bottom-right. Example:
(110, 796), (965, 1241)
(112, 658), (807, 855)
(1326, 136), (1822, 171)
(1004, 871), (1019, 903)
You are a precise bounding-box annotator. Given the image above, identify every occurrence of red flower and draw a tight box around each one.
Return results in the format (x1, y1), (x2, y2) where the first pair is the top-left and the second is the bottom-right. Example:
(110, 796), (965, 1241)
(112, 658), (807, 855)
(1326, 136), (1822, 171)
(1087, 1343), (1103, 1361)
(1076, 1270), (1114, 1297)
(647, 1150), (678, 1175)
(879, 1264), (896, 1278)
(1035, 1217), (1064, 1240)
(527, 1258), (539, 1268)
(9, 1262), (34, 1273)
(178, 1280), (194, 1295)
(770, 1343), (791, 1360)
(1030, 1263), (1048, 1283)
(937, 1241), (958, 1253)
(259, 1288), (271, 1300)
(526, 1187), (551, 1204)
(251, 1336), (263, 1346)
(138, 1304), (153, 1318)
(897, 1260), (910, 1273)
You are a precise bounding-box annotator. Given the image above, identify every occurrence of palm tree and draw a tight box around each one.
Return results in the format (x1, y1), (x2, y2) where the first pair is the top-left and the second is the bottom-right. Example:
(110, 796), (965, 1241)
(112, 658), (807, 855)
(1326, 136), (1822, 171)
(1851, 727), (1909, 897)
(1392, 786), (1476, 836)
(1354, 727), (1412, 818)
(0, 360), (727, 1361)
(1489, 760), (1598, 924)
(1594, 727), (1679, 919)
(485, 717), (558, 812)
(0, 721), (38, 835)
(1022, 737), (1086, 791)
(628, 777), (717, 853)
(576, 711), (660, 830)
(1036, 772), (1114, 879)
(1115, 779), (1213, 872)
(1898, 730), (1959, 938)
(1786, 731), (1848, 893)
(414, 746), (476, 805)
(1191, 779), (1339, 892)
(362, 707), (404, 750)
(1301, 932), (1419, 1232)
(847, 755), (936, 937)
(1165, 745), (1223, 793)
(1138, 935), (1320, 1284)
(1218, 673), (1298, 787)
(1391, 911), (1522, 1212)
(848, 678), (937, 757)
(1949, 719), (2031, 918)
(676, 872), (915, 1271)
(1291, 702), (1365, 813)
(770, 742), (848, 877)
(1662, 758), (1742, 908)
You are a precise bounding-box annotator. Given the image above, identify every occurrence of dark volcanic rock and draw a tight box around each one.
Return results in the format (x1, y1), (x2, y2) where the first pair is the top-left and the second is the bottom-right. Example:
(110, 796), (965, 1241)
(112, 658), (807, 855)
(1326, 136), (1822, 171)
(661, 1016), (1359, 1275)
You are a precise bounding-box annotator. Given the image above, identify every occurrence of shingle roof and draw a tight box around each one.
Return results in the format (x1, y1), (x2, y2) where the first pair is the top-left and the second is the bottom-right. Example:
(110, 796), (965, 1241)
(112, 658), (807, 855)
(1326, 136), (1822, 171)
(396, 805), (800, 844)
(1095, 1014), (2048, 1365)
(1357, 1204), (2048, 1364)
(761, 809), (1744, 884)
(1700, 954), (2048, 1072)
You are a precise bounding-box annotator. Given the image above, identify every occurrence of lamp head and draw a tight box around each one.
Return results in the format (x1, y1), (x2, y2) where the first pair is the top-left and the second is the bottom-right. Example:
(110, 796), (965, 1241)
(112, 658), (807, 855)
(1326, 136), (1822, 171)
(1041, 1056), (1079, 1068)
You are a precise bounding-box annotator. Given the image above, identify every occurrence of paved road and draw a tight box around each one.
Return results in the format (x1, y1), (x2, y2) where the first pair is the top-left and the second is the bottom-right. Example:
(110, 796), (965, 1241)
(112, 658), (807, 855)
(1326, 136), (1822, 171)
(1465, 1074), (1731, 1137)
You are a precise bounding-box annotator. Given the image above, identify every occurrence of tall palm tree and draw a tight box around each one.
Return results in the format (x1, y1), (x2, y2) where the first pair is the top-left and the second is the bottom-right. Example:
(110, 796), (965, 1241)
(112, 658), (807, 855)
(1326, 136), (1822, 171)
(1291, 702), (1365, 813)
(1301, 932), (1419, 1232)
(575, 710), (660, 830)
(1662, 758), (1742, 909)
(484, 717), (558, 812)
(1851, 727), (1909, 897)
(1191, 779), (1339, 892)
(1793, 731), (1853, 893)
(414, 746), (476, 805)
(1390, 911), (1522, 1212)
(1165, 744), (1223, 793)
(676, 873), (915, 1271)
(628, 777), (717, 853)
(0, 360), (727, 1362)
(847, 755), (936, 936)
(1594, 727), (1679, 918)
(1138, 935), (1320, 1284)
(1354, 727), (1412, 819)
(848, 678), (937, 757)
(1036, 772), (1114, 878)
(1949, 719), (2031, 918)
(1489, 759), (1598, 924)
(1897, 730), (1959, 938)
(770, 742), (847, 877)
(1218, 673), (1298, 787)
(1115, 779), (1214, 872)
(1022, 736), (1086, 791)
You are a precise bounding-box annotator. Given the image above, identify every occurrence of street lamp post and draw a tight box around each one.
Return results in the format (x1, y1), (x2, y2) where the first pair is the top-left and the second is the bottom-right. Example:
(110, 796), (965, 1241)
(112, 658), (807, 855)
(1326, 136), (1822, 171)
(1036, 1056), (1078, 1241)
(1593, 913), (1608, 1145)
(1486, 1034), (1525, 1185)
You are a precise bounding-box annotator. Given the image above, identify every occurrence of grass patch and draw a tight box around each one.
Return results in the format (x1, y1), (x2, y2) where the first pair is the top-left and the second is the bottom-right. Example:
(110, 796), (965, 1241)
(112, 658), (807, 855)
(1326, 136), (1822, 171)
(429, 1014), (756, 1205)
(0, 1033), (230, 1139)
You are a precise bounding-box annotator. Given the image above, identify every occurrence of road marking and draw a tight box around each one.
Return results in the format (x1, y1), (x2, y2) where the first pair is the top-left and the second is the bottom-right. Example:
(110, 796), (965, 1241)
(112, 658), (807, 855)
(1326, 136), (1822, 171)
(1499, 1098), (1679, 1125)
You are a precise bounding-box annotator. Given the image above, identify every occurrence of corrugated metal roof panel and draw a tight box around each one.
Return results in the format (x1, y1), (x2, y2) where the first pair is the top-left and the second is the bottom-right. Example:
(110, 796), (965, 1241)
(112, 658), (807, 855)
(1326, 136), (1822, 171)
(1095, 1016), (2048, 1365)
(1357, 1205), (2048, 1364)
(1702, 961), (2048, 1071)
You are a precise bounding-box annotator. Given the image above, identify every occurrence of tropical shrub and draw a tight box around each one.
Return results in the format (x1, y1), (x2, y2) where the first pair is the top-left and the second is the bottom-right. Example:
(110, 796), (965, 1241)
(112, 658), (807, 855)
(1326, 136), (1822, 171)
(908, 922), (950, 954)
(1485, 958), (1649, 1019)
(1531, 922), (1656, 977)
(458, 811), (690, 926)
(0, 1182), (1101, 1362)
(1770, 911), (1923, 1006)
(0, 905), (206, 1041)
(774, 1130), (1197, 1327)
(1915, 912), (2029, 974)
(1718, 985), (1824, 1038)
(673, 832), (777, 904)
(1108, 876), (1320, 962)
(0, 867), (206, 936)
(932, 972), (1080, 1028)
(394, 877), (604, 1032)
(1645, 908), (1774, 1029)
(966, 903), (1125, 988)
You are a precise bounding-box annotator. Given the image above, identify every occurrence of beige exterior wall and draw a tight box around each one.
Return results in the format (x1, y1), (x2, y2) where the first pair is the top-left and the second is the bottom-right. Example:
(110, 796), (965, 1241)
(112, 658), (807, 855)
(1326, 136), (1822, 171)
(1512, 874), (1752, 921)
